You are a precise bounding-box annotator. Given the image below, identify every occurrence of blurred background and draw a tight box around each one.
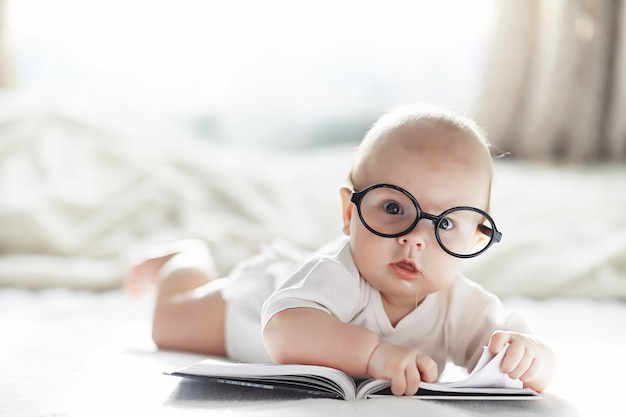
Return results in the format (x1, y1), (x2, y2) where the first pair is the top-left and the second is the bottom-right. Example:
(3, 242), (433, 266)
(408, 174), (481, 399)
(1, 0), (622, 159)
(0, 0), (625, 294)
(1, 0), (493, 148)
(1, 5), (625, 414)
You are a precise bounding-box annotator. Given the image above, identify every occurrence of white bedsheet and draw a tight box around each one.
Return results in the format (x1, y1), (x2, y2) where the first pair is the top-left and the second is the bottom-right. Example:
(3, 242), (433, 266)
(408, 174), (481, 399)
(1, 289), (624, 417)
(1, 108), (626, 300)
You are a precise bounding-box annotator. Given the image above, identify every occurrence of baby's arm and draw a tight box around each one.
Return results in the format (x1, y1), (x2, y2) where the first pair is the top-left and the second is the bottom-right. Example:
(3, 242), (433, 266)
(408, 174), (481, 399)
(488, 331), (556, 393)
(263, 307), (438, 396)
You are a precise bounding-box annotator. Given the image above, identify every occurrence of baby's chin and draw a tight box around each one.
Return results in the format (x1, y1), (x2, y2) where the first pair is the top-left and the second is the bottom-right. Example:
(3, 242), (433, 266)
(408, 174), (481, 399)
(384, 280), (427, 305)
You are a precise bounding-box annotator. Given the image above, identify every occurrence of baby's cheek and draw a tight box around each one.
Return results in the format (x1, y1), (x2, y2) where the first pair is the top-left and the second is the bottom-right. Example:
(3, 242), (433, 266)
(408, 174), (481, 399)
(428, 254), (462, 289)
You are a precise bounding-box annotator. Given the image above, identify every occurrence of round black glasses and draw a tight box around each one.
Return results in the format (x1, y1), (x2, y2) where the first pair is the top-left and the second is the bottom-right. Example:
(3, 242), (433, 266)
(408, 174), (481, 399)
(350, 183), (502, 258)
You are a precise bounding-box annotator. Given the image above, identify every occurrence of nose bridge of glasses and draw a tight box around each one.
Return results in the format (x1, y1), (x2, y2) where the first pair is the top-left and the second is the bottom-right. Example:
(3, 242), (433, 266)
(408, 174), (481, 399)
(401, 213), (435, 241)
(419, 211), (440, 224)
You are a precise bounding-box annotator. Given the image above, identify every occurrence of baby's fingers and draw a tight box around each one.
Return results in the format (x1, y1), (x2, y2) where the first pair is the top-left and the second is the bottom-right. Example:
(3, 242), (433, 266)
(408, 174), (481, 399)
(500, 340), (525, 373)
(488, 330), (512, 355)
(389, 368), (408, 396)
(507, 350), (533, 380)
(403, 363), (421, 396)
(401, 353), (438, 395)
(517, 358), (540, 383)
(416, 353), (438, 383)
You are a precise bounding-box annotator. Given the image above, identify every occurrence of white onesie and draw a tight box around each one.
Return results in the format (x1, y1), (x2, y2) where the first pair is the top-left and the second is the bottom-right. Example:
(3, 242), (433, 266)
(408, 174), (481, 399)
(222, 236), (532, 375)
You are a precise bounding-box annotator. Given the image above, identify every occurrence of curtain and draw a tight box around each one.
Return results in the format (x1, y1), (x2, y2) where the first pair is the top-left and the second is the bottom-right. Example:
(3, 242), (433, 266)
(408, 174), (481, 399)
(0, 0), (14, 88)
(474, 0), (626, 163)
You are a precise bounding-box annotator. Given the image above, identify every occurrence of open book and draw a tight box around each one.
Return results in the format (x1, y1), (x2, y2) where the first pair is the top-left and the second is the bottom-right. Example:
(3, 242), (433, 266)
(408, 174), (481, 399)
(167, 345), (539, 400)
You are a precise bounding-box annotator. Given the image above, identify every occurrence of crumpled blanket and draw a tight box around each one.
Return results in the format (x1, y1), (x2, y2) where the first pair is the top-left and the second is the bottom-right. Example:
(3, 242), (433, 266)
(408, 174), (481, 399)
(0, 111), (349, 289)
(1, 109), (625, 299)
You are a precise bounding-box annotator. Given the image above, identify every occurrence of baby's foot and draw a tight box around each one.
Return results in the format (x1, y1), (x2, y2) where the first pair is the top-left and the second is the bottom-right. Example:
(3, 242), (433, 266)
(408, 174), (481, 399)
(124, 239), (215, 297)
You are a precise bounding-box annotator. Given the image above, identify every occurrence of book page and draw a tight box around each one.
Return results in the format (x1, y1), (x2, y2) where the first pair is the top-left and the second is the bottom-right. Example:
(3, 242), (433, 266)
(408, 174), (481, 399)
(168, 345), (536, 401)
(168, 359), (358, 400)
(357, 344), (537, 398)
(440, 344), (522, 389)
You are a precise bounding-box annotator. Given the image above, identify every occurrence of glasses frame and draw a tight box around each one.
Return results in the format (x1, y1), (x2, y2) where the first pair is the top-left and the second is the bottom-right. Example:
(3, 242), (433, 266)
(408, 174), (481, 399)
(350, 183), (502, 258)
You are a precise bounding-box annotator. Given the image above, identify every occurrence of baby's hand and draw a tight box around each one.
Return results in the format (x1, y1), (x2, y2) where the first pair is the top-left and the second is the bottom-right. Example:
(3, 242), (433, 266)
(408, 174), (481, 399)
(366, 341), (438, 396)
(488, 331), (556, 393)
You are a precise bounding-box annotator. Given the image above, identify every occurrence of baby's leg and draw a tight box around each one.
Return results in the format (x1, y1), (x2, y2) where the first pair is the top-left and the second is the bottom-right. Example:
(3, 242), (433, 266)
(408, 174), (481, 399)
(125, 239), (218, 297)
(126, 240), (227, 356)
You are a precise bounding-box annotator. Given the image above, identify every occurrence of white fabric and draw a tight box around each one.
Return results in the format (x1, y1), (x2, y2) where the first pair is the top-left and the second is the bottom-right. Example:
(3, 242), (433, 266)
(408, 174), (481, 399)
(261, 236), (532, 373)
(0, 108), (350, 288)
(221, 240), (306, 363)
(2, 288), (625, 416)
(462, 161), (626, 299)
(1, 106), (626, 300)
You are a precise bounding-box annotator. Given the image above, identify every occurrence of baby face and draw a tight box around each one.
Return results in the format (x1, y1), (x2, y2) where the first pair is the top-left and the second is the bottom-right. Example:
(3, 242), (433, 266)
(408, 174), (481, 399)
(342, 122), (493, 314)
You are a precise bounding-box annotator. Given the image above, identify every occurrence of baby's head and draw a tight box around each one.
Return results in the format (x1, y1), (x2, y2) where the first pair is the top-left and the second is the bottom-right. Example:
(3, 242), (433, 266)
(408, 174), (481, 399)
(347, 104), (494, 211)
(340, 105), (499, 307)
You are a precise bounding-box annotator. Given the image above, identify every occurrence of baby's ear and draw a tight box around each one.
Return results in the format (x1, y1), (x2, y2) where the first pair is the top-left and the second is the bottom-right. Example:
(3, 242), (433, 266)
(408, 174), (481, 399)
(471, 228), (489, 250)
(339, 187), (353, 236)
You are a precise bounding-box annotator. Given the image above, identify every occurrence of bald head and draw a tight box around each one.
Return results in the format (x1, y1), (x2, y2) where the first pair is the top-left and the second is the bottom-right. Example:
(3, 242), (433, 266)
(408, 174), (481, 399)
(348, 105), (495, 210)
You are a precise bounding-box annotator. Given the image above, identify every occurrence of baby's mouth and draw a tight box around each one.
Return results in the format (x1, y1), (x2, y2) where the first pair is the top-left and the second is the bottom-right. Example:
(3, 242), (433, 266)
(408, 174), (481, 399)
(396, 261), (417, 272)
(390, 259), (421, 281)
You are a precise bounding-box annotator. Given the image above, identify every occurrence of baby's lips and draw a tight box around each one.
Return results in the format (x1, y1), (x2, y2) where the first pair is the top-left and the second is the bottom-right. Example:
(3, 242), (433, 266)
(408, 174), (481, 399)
(396, 261), (417, 272)
(390, 261), (421, 281)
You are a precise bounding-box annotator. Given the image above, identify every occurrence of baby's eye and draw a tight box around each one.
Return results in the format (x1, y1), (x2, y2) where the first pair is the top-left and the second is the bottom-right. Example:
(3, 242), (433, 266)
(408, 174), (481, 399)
(438, 217), (454, 230)
(382, 201), (403, 215)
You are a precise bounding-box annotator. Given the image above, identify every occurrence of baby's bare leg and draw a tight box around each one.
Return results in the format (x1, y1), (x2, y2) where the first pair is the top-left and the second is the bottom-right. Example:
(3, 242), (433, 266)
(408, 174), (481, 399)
(152, 271), (228, 356)
(125, 239), (218, 297)
(128, 240), (227, 356)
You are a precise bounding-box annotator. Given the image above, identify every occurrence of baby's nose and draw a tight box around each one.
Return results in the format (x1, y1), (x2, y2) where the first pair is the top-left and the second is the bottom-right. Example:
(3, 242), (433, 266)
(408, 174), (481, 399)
(397, 220), (431, 248)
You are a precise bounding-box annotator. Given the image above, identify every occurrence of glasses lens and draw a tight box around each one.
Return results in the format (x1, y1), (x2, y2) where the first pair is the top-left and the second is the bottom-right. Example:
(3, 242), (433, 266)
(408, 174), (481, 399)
(359, 186), (418, 236)
(436, 207), (496, 257)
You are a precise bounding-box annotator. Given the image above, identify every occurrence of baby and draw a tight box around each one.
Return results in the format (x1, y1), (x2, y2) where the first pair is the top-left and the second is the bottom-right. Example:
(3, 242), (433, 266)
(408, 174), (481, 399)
(125, 105), (555, 396)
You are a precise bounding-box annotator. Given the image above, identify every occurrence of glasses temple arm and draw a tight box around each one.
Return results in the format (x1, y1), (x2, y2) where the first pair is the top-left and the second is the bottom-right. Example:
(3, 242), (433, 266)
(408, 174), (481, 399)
(478, 224), (502, 243)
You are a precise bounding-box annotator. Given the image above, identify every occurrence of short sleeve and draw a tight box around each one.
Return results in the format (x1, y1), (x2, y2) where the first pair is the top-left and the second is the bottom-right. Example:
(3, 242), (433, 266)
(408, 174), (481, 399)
(261, 254), (365, 330)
